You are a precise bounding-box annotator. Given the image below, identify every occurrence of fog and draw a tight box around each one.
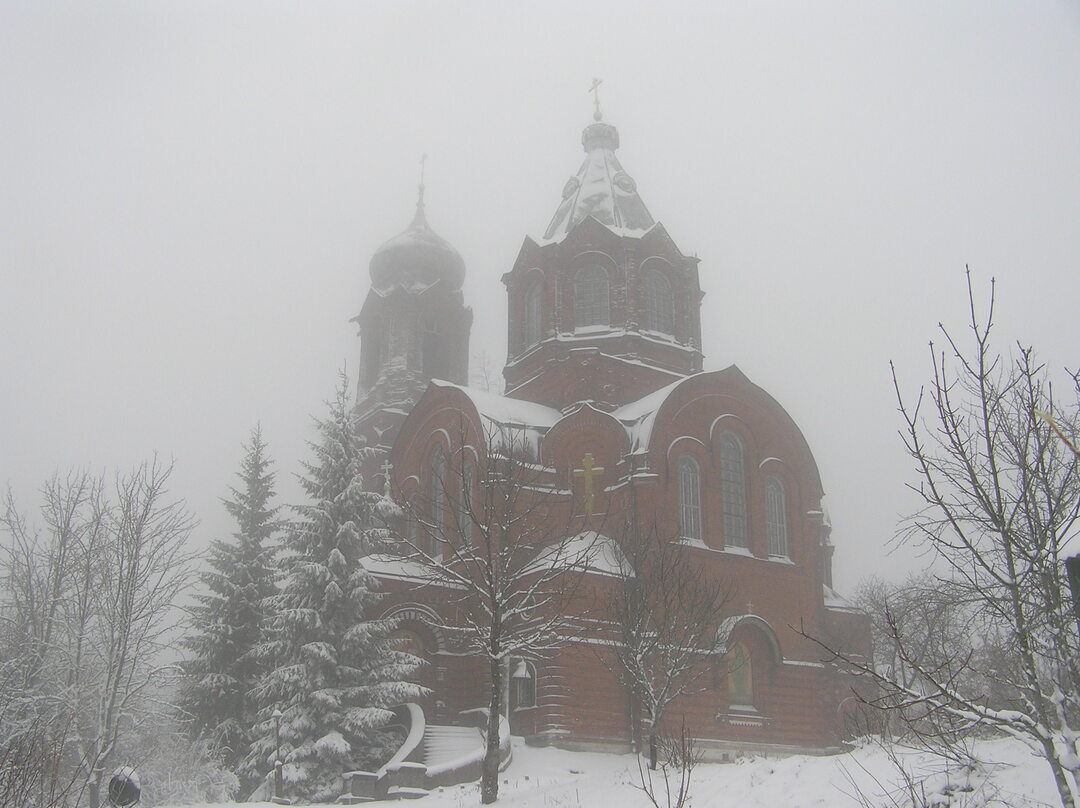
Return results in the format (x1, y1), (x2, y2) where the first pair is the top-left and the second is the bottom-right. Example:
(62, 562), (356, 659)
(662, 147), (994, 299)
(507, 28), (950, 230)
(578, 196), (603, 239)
(2, 1), (1078, 591)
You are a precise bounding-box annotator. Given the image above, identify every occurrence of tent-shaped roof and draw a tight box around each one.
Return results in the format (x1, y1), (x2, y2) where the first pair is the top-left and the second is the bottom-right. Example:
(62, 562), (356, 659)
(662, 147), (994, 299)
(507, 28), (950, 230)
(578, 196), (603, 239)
(542, 118), (655, 243)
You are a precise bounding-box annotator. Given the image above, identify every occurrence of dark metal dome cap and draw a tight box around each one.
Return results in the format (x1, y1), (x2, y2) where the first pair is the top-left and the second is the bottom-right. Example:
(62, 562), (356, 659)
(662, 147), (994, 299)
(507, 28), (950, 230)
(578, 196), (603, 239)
(582, 120), (619, 151)
(369, 202), (466, 294)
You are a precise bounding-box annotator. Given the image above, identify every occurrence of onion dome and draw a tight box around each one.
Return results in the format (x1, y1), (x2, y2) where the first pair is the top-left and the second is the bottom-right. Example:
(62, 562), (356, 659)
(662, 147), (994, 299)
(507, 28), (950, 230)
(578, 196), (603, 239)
(369, 182), (465, 294)
(543, 113), (655, 242)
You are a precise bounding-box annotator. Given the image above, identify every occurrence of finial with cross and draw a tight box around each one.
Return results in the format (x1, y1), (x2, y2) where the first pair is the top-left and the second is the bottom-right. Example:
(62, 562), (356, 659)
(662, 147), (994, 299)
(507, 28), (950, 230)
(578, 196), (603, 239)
(589, 77), (604, 121)
(573, 452), (606, 516)
(417, 154), (427, 208)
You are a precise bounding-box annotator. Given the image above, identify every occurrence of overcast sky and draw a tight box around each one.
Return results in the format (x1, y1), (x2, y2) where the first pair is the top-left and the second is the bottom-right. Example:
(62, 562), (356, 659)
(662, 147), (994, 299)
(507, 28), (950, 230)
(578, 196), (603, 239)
(2, 1), (1078, 590)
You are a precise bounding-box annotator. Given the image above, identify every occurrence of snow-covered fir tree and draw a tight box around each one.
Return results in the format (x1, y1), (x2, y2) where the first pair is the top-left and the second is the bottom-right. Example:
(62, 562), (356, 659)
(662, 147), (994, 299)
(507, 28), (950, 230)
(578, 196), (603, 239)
(247, 372), (423, 803)
(182, 425), (280, 779)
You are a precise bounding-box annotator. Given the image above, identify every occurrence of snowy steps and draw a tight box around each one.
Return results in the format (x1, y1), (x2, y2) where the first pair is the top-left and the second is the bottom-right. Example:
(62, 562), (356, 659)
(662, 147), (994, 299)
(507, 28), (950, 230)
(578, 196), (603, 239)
(422, 724), (484, 767)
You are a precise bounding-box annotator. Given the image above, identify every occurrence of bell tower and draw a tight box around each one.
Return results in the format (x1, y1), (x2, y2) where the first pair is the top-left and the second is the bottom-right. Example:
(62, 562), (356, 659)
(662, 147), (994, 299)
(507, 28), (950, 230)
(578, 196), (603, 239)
(502, 93), (703, 411)
(353, 165), (472, 463)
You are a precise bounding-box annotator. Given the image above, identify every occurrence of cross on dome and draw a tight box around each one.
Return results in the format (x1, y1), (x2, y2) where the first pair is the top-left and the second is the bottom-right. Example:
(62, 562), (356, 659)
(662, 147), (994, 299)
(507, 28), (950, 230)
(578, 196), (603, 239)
(418, 153), (427, 209)
(589, 77), (604, 121)
(541, 82), (656, 242)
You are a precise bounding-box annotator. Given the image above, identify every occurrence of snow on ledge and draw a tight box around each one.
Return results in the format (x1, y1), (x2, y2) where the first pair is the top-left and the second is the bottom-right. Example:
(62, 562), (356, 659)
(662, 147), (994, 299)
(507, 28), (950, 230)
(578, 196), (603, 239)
(823, 584), (861, 612)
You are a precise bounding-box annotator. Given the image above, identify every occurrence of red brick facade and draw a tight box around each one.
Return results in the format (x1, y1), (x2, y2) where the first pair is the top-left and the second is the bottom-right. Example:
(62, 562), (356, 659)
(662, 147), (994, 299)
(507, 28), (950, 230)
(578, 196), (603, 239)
(355, 113), (871, 758)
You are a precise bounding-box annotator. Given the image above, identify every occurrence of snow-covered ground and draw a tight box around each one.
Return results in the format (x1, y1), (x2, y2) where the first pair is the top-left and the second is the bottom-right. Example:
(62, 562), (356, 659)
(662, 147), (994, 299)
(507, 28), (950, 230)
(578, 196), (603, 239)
(163, 736), (1062, 807)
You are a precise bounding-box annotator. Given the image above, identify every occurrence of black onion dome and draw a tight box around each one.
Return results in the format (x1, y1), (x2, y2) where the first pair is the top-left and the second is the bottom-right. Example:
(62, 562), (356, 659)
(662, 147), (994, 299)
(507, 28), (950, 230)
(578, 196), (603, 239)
(369, 201), (465, 294)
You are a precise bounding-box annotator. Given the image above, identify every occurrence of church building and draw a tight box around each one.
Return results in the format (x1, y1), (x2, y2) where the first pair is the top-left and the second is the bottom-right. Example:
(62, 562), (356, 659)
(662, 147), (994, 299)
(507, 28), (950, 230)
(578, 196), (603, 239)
(350, 101), (869, 764)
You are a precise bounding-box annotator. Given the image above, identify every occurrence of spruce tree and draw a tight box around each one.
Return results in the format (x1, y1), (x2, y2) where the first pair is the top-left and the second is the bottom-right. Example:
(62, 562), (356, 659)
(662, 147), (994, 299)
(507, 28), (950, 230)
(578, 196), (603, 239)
(247, 372), (422, 802)
(182, 425), (280, 778)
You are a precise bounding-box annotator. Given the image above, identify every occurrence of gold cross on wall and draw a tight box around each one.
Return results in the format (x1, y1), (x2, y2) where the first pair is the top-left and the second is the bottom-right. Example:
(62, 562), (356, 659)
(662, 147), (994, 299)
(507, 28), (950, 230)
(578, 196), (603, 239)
(573, 452), (605, 516)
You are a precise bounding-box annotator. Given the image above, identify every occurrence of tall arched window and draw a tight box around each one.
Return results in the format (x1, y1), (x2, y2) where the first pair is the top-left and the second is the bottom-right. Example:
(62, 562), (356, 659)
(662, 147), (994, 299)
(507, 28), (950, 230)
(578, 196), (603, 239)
(524, 282), (543, 348)
(765, 476), (789, 557)
(676, 456), (702, 542)
(727, 641), (754, 708)
(456, 458), (473, 543)
(644, 270), (674, 335)
(573, 266), (610, 328)
(719, 433), (748, 549)
(430, 448), (446, 561)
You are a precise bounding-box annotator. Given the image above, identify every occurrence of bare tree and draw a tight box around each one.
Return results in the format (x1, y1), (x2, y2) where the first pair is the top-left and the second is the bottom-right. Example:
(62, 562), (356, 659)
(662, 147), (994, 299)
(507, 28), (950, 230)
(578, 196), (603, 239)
(469, 350), (505, 395)
(1, 459), (198, 808)
(0, 672), (82, 808)
(387, 420), (595, 804)
(605, 517), (731, 770)
(806, 272), (1080, 808)
(634, 723), (700, 808)
(853, 573), (979, 694)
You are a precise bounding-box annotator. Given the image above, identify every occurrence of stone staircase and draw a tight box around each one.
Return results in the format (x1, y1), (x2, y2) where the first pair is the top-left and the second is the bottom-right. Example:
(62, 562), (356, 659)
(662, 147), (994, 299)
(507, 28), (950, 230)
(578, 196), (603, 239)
(422, 724), (483, 769)
(339, 705), (511, 803)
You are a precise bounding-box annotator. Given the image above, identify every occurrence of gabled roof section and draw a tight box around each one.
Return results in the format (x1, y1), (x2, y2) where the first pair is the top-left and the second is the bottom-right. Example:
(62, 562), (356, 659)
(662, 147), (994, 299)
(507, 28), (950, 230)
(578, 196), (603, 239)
(610, 366), (824, 494)
(426, 380), (562, 458)
(430, 380), (561, 429)
(542, 118), (655, 243)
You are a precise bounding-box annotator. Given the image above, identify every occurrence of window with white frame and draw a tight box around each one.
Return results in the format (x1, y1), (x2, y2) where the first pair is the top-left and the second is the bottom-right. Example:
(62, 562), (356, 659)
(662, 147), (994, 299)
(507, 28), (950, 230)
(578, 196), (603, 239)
(719, 433), (748, 549)
(765, 476), (789, 557)
(644, 270), (674, 335)
(573, 266), (610, 328)
(676, 455), (702, 542)
(524, 282), (543, 348)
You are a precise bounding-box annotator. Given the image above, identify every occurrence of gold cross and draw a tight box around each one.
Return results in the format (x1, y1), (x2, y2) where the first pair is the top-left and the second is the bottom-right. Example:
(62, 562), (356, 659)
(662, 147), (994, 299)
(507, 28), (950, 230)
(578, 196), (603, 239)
(589, 77), (604, 121)
(573, 452), (605, 516)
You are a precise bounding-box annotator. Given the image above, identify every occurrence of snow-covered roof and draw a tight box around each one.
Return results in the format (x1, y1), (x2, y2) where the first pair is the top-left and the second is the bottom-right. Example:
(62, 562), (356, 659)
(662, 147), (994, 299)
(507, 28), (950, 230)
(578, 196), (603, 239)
(431, 380), (561, 428)
(429, 380), (561, 457)
(522, 531), (632, 578)
(361, 554), (443, 585)
(611, 375), (695, 453)
(823, 584), (860, 612)
(541, 118), (655, 243)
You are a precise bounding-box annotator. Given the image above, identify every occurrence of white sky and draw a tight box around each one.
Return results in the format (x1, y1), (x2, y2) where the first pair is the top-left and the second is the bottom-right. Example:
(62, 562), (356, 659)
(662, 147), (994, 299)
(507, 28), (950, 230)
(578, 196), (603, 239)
(2, 1), (1078, 590)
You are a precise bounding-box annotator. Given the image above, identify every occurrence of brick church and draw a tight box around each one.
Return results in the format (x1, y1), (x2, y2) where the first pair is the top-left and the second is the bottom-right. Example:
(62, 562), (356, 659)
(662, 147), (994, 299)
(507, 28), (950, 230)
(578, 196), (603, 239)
(350, 103), (870, 761)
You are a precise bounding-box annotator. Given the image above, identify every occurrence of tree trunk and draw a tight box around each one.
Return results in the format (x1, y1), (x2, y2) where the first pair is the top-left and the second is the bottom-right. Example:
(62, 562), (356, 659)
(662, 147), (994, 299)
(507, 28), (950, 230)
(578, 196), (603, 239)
(648, 730), (658, 771)
(88, 771), (102, 808)
(1039, 736), (1077, 808)
(481, 655), (503, 804)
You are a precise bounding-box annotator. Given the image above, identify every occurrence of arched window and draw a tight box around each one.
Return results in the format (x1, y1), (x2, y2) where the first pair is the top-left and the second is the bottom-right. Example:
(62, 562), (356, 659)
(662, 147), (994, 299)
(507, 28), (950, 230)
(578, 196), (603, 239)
(573, 266), (610, 328)
(726, 641), (754, 708)
(676, 456), (702, 542)
(765, 477), (789, 557)
(456, 458), (473, 543)
(644, 270), (674, 335)
(719, 434), (748, 549)
(389, 628), (427, 659)
(524, 282), (543, 348)
(430, 447), (446, 561)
